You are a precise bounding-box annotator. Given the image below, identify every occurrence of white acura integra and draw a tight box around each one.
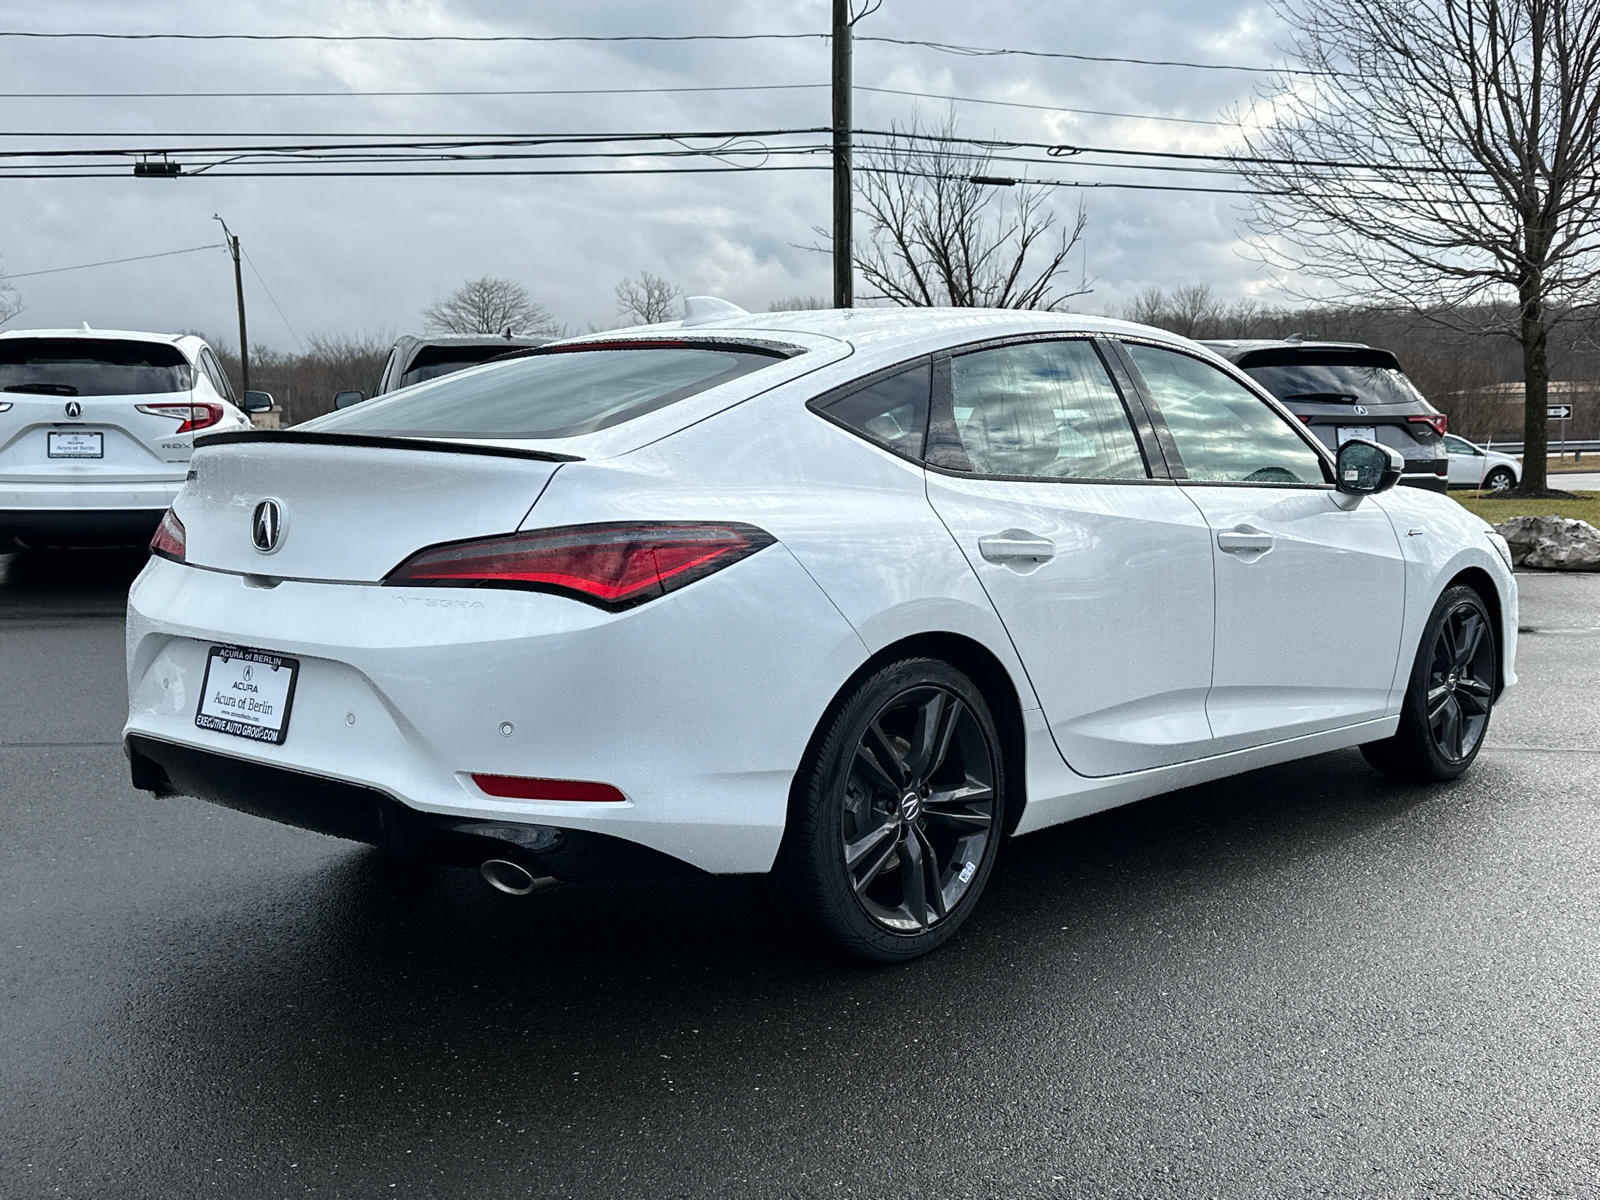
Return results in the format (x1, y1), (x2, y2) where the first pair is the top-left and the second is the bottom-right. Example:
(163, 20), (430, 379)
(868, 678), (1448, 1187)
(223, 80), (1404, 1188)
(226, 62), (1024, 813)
(124, 303), (1517, 961)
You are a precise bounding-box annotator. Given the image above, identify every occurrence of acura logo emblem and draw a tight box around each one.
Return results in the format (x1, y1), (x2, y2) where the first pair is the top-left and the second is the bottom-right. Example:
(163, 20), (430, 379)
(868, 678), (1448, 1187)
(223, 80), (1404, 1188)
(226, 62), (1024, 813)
(251, 499), (285, 553)
(64, 401), (81, 418)
(1352, 404), (1369, 416)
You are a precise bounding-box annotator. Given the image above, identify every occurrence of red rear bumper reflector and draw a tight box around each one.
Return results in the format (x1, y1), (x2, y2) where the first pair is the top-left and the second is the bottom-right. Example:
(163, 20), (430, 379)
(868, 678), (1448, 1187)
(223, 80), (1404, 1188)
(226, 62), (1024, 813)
(472, 774), (626, 803)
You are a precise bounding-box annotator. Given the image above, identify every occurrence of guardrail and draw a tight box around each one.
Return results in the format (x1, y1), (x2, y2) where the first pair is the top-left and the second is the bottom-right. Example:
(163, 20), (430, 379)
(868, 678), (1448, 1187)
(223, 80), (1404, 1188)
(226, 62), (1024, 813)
(1474, 440), (1600, 456)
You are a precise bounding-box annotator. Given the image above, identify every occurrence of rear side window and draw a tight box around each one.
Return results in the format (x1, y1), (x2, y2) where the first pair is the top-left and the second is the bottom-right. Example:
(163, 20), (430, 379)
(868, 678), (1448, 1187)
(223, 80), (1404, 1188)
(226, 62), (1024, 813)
(0, 338), (196, 397)
(1124, 343), (1325, 485)
(198, 347), (235, 401)
(817, 361), (930, 458)
(949, 339), (1147, 480)
(304, 343), (787, 439)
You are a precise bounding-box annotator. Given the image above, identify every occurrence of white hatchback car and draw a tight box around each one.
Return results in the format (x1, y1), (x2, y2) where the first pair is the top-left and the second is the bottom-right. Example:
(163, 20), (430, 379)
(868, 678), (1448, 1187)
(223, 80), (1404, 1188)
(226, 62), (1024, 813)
(0, 328), (258, 548)
(123, 305), (1518, 961)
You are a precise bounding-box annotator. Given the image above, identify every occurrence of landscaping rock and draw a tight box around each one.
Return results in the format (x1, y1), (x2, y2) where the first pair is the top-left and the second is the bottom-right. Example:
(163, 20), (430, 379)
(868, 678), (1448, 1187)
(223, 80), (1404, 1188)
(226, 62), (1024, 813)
(1494, 514), (1600, 570)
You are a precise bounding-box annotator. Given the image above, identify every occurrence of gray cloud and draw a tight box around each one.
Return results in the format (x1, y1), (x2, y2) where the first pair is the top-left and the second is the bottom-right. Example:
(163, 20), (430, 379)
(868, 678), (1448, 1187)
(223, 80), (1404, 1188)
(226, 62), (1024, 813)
(0, 0), (1285, 348)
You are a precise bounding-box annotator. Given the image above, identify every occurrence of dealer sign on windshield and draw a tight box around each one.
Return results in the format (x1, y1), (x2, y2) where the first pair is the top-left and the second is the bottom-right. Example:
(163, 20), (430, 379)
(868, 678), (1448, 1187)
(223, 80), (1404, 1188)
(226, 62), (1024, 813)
(195, 646), (299, 745)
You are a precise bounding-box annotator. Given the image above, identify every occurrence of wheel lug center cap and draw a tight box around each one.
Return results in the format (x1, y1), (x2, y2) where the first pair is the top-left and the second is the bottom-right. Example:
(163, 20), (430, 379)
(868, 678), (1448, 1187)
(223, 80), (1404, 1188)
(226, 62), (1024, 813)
(899, 791), (922, 822)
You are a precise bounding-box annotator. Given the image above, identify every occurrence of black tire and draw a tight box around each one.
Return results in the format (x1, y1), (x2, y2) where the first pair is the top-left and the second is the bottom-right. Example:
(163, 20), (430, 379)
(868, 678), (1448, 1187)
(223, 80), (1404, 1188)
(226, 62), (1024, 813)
(1483, 467), (1515, 492)
(1360, 585), (1496, 782)
(769, 658), (1006, 962)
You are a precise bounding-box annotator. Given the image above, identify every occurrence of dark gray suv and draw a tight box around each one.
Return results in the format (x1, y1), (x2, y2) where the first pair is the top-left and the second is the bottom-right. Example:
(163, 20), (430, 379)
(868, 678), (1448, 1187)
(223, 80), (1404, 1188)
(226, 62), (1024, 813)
(1202, 339), (1448, 492)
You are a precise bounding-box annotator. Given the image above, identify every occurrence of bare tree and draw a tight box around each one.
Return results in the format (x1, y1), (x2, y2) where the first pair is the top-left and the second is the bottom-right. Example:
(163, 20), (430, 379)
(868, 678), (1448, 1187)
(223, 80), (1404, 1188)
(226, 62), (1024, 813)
(1234, 0), (1600, 493)
(0, 260), (22, 327)
(852, 114), (1091, 310)
(422, 276), (559, 336)
(768, 295), (831, 311)
(614, 271), (683, 324)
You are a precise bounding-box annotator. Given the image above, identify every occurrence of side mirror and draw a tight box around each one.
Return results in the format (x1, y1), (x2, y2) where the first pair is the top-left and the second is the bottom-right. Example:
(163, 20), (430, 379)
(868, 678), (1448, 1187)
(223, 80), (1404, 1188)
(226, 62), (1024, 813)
(333, 390), (365, 409)
(241, 390), (274, 413)
(1336, 438), (1404, 500)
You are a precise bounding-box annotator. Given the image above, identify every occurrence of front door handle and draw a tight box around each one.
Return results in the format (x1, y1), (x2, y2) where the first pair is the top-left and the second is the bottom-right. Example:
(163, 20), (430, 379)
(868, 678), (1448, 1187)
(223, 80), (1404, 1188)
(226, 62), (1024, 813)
(1217, 529), (1274, 554)
(979, 530), (1056, 564)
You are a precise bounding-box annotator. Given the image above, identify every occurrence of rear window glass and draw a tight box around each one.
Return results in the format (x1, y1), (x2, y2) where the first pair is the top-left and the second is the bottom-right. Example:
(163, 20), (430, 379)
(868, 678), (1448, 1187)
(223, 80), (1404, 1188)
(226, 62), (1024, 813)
(0, 338), (195, 397)
(1239, 354), (1424, 407)
(304, 344), (786, 439)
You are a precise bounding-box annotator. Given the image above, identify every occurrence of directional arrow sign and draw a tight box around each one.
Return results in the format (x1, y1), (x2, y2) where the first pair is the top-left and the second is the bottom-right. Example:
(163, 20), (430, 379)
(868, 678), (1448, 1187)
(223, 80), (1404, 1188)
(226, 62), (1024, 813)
(1548, 404), (1574, 419)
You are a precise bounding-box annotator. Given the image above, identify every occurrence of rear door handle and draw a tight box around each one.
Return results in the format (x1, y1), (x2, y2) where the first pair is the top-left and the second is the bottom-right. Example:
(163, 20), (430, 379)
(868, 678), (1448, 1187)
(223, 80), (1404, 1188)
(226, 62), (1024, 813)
(1217, 529), (1274, 554)
(979, 531), (1056, 564)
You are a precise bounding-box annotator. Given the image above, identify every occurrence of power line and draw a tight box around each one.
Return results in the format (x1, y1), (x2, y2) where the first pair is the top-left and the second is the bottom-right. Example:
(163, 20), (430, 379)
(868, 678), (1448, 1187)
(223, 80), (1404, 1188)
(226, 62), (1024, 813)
(0, 28), (1322, 74)
(857, 86), (1225, 126)
(240, 247), (302, 350)
(855, 36), (1329, 75)
(6, 243), (223, 277)
(0, 30), (823, 44)
(0, 83), (1228, 125)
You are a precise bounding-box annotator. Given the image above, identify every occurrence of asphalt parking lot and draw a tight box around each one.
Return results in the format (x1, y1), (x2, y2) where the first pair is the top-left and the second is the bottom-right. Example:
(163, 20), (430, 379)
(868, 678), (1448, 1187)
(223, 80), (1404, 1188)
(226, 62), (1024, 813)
(3, 548), (1598, 1199)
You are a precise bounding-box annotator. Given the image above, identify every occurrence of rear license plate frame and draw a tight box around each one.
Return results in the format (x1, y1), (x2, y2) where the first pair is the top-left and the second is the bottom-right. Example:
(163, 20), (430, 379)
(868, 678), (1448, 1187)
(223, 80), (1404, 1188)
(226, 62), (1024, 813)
(194, 645), (300, 745)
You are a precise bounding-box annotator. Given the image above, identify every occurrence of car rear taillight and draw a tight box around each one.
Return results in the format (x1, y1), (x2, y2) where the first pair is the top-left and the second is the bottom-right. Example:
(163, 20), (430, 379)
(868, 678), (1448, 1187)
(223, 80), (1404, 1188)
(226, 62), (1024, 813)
(472, 774), (626, 802)
(382, 521), (776, 611)
(1408, 414), (1448, 436)
(136, 401), (224, 433)
(150, 508), (185, 562)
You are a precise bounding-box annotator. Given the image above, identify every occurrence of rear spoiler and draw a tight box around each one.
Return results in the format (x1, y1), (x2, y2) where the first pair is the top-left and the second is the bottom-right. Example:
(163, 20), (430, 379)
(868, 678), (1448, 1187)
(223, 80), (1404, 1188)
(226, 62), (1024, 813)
(193, 429), (582, 463)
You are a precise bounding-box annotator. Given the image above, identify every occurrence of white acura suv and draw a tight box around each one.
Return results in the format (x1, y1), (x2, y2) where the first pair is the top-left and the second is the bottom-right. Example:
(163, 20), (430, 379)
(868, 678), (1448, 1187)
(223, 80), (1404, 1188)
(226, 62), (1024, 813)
(123, 304), (1518, 961)
(0, 328), (257, 548)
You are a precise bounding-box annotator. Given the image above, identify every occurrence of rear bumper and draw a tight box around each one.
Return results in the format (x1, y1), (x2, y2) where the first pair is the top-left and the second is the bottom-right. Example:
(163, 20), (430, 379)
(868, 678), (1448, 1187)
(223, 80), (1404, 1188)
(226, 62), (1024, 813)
(0, 507), (166, 542)
(126, 733), (701, 881)
(1398, 470), (1447, 493)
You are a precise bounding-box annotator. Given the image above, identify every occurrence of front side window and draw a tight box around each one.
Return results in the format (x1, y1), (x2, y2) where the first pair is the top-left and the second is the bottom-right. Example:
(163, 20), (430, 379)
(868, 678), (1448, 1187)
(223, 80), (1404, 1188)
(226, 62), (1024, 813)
(948, 340), (1147, 480)
(1123, 343), (1326, 485)
(818, 360), (930, 458)
(0, 338), (196, 397)
(303, 343), (787, 439)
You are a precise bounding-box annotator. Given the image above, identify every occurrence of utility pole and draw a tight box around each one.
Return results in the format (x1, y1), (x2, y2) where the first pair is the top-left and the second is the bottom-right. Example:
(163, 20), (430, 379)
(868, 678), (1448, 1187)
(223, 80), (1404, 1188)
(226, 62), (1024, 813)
(831, 0), (853, 309)
(213, 214), (249, 392)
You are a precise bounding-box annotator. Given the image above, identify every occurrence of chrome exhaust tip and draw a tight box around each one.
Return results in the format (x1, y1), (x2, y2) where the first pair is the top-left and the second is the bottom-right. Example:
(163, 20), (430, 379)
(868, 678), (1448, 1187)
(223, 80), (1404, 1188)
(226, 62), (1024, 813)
(480, 858), (558, 896)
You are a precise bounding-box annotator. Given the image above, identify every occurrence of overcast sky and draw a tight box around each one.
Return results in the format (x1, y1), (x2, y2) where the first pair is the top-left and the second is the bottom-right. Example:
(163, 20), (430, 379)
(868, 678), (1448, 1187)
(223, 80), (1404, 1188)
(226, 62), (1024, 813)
(0, 0), (1291, 351)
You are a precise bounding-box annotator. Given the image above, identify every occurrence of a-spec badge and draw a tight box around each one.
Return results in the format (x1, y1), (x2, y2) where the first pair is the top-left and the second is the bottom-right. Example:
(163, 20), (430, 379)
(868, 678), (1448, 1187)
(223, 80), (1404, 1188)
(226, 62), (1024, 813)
(64, 400), (82, 419)
(251, 499), (286, 554)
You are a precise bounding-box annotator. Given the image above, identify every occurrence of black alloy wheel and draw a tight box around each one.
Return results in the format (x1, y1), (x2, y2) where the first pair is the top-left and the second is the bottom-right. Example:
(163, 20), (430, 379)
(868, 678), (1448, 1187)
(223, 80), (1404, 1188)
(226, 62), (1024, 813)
(1361, 584), (1496, 781)
(1484, 466), (1516, 492)
(771, 658), (1005, 961)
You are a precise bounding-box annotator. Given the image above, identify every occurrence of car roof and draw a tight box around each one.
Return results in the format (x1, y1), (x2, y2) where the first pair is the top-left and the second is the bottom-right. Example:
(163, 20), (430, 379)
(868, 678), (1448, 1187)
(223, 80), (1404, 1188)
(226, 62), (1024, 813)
(1200, 338), (1376, 362)
(0, 327), (197, 344)
(556, 305), (1213, 371)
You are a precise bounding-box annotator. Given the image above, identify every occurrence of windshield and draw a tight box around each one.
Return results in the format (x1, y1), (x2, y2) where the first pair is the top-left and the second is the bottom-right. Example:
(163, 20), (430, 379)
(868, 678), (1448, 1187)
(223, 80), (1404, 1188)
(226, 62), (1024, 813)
(0, 338), (196, 397)
(1241, 361), (1424, 406)
(306, 344), (786, 439)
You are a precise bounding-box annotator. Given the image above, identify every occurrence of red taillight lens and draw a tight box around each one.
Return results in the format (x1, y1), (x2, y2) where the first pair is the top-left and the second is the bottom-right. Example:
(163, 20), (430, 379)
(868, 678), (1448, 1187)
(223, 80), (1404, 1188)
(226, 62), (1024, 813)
(150, 508), (185, 562)
(1408, 414), (1448, 436)
(136, 401), (223, 433)
(382, 521), (776, 611)
(472, 774), (626, 802)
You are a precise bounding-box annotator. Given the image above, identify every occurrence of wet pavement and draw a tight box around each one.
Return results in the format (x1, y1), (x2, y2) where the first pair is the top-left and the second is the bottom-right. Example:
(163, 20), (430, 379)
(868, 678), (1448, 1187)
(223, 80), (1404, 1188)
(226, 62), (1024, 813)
(3, 548), (1599, 1198)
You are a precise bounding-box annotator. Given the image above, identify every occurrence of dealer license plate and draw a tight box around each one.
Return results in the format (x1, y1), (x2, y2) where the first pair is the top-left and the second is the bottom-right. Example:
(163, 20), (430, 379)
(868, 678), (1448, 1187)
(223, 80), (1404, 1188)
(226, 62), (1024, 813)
(47, 430), (103, 458)
(194, 645), (299, 745)
(1337, 426), (1377, 446)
